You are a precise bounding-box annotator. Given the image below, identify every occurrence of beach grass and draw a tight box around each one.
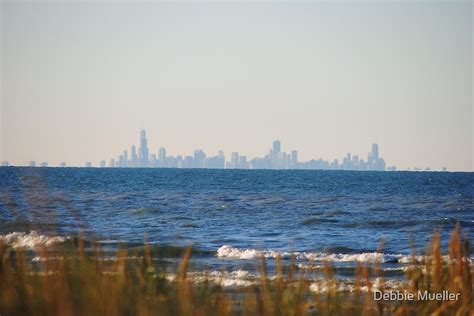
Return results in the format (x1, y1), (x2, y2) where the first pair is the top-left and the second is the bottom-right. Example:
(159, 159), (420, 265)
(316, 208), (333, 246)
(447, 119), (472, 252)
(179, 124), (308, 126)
(0, 227), (472, 315)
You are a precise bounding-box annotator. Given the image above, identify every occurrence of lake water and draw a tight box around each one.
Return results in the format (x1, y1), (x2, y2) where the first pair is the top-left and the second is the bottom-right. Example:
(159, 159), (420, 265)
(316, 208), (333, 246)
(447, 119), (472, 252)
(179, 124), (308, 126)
(1, 167), (472, 281)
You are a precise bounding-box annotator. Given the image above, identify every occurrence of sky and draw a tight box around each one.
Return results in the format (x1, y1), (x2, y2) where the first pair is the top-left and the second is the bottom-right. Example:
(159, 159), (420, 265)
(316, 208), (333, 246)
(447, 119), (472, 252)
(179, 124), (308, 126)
(0, 0), (472, 171)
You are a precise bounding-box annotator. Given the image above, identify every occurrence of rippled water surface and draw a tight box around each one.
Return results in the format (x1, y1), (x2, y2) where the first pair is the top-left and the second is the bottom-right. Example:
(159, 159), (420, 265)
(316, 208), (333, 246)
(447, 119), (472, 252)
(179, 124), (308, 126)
(1, 167), (473, 276)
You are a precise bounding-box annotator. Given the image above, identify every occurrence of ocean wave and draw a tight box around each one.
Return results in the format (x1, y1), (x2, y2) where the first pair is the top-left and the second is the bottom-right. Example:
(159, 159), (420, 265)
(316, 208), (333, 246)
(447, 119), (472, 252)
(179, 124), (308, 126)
(0, 231), (68, 249)
(217, 245), (422, 264)
(217, 245), (290, 260)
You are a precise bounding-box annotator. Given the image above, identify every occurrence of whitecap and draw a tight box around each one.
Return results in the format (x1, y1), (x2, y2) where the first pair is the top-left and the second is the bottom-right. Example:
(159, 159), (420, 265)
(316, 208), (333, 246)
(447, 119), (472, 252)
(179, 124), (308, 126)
(217, 245), (407, 263)
(0, 231), (68, 249)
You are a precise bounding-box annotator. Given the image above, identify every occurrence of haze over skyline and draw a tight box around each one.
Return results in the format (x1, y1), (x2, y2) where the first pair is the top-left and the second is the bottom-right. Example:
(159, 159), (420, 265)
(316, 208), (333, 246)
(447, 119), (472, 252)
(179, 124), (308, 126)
(1, 0), (472, 171)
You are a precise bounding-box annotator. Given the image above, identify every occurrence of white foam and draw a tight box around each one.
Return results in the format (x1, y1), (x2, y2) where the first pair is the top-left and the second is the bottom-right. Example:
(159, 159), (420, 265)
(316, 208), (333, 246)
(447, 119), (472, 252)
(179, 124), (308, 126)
(297, 263), (323, 270)
(309, 280), (358, 294)
(382, 267), (407, 272)
(217, 245), (410, 263)
(304, 252), (385, 262)
(0, 231), (68, 249)
(165, 269), (257, 288)
(397, 255), (426, 264)
(217, 245), (288, 260)
(216, 245), (468, 266)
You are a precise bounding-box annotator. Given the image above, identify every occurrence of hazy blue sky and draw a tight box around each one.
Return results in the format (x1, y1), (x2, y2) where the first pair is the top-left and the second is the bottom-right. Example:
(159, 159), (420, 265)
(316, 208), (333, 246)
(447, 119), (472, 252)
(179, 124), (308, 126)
(1, 0), (472, 170)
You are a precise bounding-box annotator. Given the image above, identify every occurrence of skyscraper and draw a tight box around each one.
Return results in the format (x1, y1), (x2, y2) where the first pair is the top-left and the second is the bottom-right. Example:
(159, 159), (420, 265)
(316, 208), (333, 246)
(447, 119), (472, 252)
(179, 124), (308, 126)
(272, 140), (281, 155)
(131, 145), (137, 167)
(184, 156), (194, 168)
(353, 155), (359, 170)
(194, 149), (206, 168)
(231, 152), (239, 169)
(284, 153), (291, 169)
(159, 148), (166, 167)
(118, 154), (124, 167)
(371, 143), (379, 160)
(272, 140), (281, 168)
(123, 150), (128, 167)
(238, 156), (248, 169)
(139, 130), (149, 167)
(291, 150), (298, 168)
(368, 143), (385, 171)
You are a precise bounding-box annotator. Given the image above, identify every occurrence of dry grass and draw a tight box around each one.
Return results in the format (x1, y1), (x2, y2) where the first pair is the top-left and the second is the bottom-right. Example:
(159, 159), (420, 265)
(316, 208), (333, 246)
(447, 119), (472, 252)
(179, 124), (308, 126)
(0, 227), (472, 316)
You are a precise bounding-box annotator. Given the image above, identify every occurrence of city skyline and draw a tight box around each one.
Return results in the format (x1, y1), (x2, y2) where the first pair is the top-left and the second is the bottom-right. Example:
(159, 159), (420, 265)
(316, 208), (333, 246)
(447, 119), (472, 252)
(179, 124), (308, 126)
(1, 1), (472, 171)
(1, 129), (449, 172)
(102, 130), (390, 171)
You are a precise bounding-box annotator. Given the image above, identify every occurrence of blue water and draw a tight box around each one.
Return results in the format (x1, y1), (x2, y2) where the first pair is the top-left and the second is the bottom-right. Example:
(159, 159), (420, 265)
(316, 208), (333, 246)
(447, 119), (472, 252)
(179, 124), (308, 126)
(0, 167), (473, 274)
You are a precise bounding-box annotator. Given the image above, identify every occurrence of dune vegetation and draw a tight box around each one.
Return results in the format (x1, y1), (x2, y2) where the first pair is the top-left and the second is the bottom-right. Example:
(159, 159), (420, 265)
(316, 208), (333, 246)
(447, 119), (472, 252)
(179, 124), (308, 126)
(0, 227), (472, 315)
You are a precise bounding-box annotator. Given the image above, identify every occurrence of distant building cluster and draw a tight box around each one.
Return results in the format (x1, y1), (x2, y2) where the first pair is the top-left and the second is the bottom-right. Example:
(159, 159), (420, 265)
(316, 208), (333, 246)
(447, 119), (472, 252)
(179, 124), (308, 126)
(8, 130), (444, 171)
(105, 130), (226, 169)
(97, 130), (392, 171)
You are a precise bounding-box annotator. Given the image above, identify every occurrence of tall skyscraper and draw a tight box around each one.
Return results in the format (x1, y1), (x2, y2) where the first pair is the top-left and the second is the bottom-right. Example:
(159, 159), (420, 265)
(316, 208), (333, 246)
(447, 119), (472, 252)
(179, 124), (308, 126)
(139, 130), (149, 167)
(372, 143), (379, 160)
(368, 143), (385, 171)
(272, 140), (281, 155)
(231, 152), (239, 169)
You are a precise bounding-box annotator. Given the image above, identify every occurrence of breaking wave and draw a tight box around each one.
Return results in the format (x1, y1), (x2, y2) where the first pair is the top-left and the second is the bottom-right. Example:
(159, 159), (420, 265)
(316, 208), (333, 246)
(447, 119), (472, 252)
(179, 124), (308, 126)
(0, 231), (68, 249)
(217, 245), (422, 263)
